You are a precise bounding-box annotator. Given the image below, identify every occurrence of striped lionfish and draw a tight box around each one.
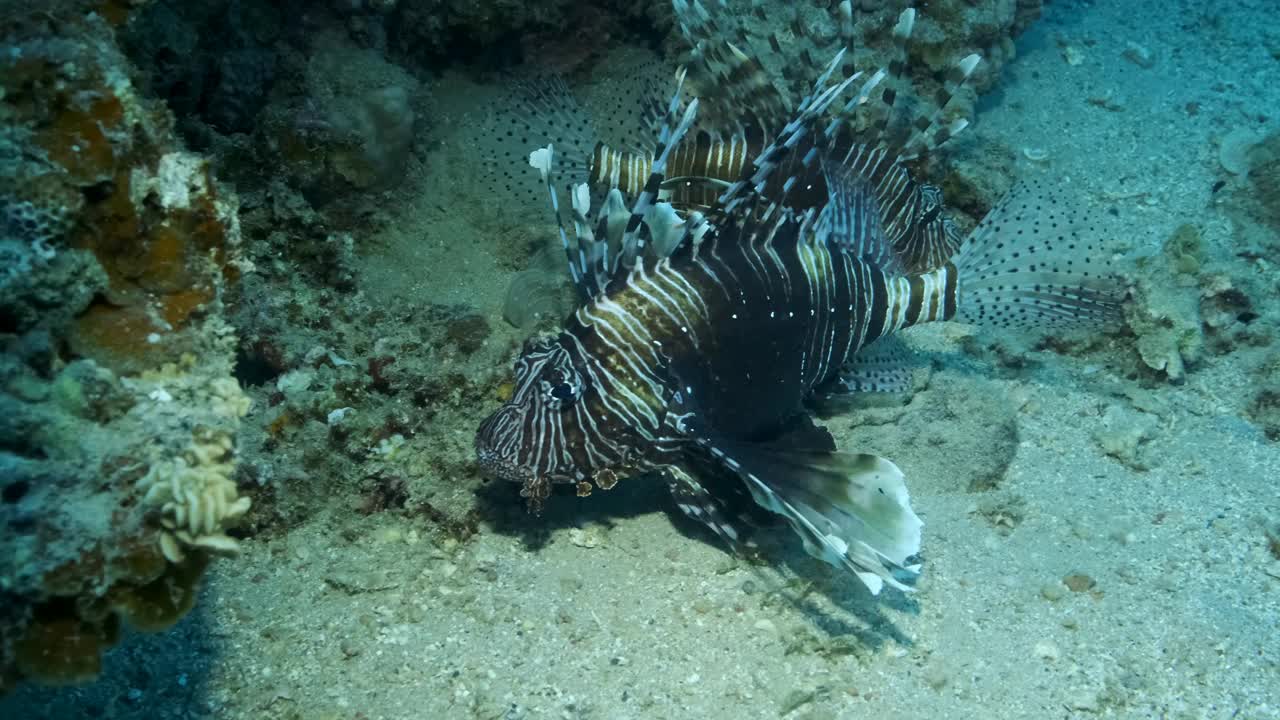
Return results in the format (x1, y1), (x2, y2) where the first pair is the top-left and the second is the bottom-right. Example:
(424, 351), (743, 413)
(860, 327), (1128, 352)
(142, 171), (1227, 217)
(475, 3), (1120, 594)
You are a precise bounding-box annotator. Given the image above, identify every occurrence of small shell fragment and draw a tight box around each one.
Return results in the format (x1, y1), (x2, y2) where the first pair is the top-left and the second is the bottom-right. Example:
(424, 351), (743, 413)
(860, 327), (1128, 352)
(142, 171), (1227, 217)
(1023, 147), (1050, 163)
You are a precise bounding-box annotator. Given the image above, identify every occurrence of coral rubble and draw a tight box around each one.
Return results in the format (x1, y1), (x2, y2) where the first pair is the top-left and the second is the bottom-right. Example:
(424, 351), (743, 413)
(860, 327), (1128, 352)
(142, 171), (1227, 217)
(0, 7), (250, 691)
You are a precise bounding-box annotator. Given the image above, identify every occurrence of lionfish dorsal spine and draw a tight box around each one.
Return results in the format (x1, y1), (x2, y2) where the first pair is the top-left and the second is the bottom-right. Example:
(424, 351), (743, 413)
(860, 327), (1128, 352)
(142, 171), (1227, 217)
(901, 52), (983, 159)
(617, 74), (701, 275)
(719, 51), (855, 219)
(867, 8), (916, 142)
(527, 145), (594, 300)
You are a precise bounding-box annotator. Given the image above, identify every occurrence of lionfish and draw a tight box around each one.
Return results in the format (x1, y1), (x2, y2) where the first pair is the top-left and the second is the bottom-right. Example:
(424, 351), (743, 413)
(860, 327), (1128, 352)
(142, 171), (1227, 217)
(475, 3), (1120, 594)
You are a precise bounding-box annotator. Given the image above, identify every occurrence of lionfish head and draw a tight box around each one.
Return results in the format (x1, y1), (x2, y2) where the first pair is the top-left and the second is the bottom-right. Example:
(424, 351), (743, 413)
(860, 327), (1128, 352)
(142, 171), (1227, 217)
(476, 333), (608, 503)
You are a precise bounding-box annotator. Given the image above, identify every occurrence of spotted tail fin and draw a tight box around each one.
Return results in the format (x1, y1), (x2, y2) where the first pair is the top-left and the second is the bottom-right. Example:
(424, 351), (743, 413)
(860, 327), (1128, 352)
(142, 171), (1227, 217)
(952, 180), (1125, 329)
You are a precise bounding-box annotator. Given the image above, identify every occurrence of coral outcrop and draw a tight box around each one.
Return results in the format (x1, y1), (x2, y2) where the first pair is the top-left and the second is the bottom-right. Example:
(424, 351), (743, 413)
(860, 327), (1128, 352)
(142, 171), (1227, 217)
(0, 7), (250, 691)
(1122, 225), (1207, 383)
(669, 0), (1043, 185)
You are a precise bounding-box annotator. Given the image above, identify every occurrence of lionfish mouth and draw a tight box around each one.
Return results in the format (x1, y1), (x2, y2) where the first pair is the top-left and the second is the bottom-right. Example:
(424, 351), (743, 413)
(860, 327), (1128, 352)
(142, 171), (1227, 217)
(474, 442), (530, 485)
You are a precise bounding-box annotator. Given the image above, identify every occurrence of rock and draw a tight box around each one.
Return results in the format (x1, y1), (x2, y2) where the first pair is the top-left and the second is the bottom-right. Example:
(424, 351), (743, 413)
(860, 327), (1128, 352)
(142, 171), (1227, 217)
(567, 527), (602, 548)
(1093, 404), (1159, 470)
(1219, 128), (1263, 176)
(1032, 640), (1061, 661)
(1063, 573), (1096, 593)
(1123, 227), (1207, 383)
(1121, 42), (1155, 69)
(1040, 582), (1067, 602)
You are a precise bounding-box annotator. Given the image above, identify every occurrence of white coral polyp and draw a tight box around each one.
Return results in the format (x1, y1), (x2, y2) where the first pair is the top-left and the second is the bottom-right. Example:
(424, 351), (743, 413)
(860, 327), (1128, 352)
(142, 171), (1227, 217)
(137, 433), (251, 564)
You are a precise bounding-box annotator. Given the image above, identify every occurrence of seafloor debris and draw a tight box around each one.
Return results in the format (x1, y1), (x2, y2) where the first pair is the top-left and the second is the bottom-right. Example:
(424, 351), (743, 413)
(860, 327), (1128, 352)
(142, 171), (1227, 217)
(1123, 224), (1207, 383)
(1243, 130), (1280, 232)
(0, 8), (250, 691)
(1093, 404), (1159, 471)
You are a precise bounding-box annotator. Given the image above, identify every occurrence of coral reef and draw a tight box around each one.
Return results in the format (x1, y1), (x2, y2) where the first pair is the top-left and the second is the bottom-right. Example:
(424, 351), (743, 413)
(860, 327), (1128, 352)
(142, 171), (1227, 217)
(1120, 219), (1269, 384)
(258, 24), (422, 201)
(390, 0), (661, 73)
(123, 0), (284, 135)
(0, 8), (250, 691)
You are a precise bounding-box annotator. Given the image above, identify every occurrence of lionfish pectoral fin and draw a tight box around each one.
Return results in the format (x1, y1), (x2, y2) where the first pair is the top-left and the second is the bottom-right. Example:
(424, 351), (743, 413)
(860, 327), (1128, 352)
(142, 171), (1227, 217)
(664, 464), (750, 556)
(700, 440), (922, 595)
(815, 156), (902, 272)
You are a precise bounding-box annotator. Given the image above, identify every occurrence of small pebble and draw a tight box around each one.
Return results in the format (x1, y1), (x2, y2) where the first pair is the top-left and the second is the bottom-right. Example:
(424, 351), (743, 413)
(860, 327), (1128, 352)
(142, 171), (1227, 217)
(568, 527), (601, 548)
(1022, 147), (1050, 163)
(1122, 42), (1155, 69)
(924, 666), (950, 691)
(1033, 640), (1061, 661)
(1063, 573), (1096, 593)
(1040, 582), (1067, 602)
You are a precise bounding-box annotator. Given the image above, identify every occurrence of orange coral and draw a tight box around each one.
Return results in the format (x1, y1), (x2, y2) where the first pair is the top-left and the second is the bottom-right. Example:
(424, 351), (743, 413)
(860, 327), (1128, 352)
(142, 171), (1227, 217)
(12, 549), (210, 687)
(13, 610), (120, 687)
(36, 95), (124, 184)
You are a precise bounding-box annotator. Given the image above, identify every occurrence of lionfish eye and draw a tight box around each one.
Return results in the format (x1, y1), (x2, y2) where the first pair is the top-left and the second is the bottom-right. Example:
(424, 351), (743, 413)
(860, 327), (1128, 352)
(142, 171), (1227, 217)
(549, 383), (577, 402)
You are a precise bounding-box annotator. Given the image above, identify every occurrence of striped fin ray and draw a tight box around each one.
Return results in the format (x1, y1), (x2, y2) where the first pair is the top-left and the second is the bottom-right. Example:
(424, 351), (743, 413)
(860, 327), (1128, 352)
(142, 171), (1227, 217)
(618, 70), (702, 273)
(665, 465), (750, 554)
(526, 67), (707, 298)
(672, 0), (792, 132)
(528, 146), (598, 300)
(825, 68), (887, 144)
(865, 8), (916, 145)
(720, 49), (857, 220)
(704, 440), (923, 595)
(900, 52), (983, 160)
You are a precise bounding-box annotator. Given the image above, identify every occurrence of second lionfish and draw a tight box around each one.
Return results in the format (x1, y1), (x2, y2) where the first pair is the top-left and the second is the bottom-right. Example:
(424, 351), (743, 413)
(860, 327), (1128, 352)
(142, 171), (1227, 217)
(475, 5), (1121, 594)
